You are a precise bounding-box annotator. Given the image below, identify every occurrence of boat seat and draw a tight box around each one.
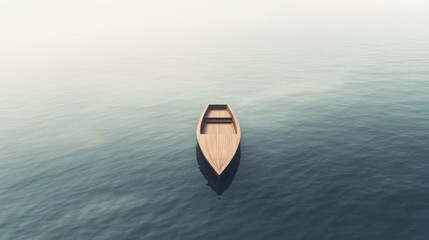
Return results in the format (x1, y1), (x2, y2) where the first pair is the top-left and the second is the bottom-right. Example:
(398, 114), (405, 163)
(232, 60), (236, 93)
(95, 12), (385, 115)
(205, 117), (233, 123)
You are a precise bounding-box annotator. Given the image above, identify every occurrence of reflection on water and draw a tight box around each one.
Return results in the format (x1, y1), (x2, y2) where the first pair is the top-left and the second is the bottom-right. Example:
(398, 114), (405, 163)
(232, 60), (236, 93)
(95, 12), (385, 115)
(196, 145), (241, 195)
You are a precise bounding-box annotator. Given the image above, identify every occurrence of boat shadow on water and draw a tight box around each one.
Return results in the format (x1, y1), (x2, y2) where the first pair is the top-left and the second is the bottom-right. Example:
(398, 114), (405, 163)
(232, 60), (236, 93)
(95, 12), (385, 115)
(196, 145), (241, 195)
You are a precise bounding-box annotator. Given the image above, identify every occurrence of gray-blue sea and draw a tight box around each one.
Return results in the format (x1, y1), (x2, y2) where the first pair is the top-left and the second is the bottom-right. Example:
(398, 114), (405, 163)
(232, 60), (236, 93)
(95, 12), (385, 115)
(1, 1), (429, 239)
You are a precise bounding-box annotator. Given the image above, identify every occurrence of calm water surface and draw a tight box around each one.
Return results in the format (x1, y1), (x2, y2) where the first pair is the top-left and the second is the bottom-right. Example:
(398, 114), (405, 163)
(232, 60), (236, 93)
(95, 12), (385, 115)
(1, 2), (429, 239)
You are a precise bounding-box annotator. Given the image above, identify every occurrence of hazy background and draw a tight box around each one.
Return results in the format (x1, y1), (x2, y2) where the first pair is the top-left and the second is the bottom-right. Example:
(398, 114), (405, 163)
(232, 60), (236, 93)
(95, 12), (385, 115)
(1, 0), (429, 104)
(1, 0), (429, 90)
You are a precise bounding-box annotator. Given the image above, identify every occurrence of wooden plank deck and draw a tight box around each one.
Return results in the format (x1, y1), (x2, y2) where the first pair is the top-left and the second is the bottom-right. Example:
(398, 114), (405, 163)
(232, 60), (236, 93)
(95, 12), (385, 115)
(202, 122), (236, 134)
(206, 109), (232, 118)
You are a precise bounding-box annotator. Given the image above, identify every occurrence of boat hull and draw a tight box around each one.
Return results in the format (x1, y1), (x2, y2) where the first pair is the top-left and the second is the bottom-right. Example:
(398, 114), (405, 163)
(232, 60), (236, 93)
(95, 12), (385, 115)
(196, 104), (241, 175)
(196, 144), (240, 194)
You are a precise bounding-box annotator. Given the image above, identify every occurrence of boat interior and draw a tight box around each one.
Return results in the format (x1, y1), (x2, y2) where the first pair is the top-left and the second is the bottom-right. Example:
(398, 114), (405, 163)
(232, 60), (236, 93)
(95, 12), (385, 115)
(200, 105), (237, 134)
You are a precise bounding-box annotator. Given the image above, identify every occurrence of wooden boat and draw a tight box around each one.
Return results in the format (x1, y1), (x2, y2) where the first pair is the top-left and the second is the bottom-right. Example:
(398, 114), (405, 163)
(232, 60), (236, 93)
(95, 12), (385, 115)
(196, 104), (241, 175)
